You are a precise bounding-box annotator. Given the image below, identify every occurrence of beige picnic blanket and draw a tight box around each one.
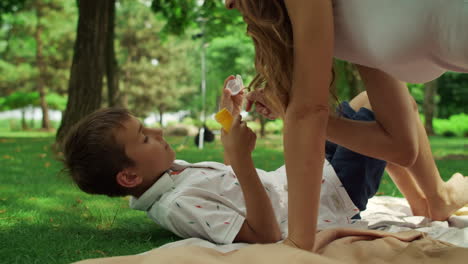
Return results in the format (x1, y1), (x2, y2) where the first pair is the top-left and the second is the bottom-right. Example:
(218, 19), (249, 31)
(75, 228), (468, 264)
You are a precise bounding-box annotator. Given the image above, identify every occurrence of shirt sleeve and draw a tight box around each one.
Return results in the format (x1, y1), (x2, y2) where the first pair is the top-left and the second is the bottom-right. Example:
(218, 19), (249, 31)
(164, 195), (245, 245)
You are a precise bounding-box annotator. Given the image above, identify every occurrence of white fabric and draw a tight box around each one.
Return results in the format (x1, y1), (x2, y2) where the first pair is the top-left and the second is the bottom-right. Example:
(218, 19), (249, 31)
(130, 159), (360, 244)
(333, 0), (468, 83)
(360, 196), (468, 248)
(157, 196), (468, 253)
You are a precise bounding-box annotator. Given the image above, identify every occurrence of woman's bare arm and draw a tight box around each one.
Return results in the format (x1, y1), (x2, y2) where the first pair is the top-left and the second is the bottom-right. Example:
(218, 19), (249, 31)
(283, 0), (334, 251)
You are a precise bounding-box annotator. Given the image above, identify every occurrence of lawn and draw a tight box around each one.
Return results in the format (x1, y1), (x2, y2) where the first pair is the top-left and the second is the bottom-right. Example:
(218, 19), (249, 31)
(0, 133), (467, 263)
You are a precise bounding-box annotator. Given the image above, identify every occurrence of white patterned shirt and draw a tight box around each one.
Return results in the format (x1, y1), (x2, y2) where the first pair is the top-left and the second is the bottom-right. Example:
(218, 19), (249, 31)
(129, 159), (360, 244)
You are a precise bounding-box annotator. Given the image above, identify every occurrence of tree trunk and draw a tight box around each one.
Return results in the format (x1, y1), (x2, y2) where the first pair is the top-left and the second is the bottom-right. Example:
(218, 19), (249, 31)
(106, 0), (120, 107)
(56, 0), (114, 144)
(21, 108), (28, 130)
(423, 79), (438, 136)
(159, 111), (164, 127)
(30, 107), (35, 128)
(35, 3), (51, 130)
(120, 93), (129, 108)
(259, 116), (267, 138)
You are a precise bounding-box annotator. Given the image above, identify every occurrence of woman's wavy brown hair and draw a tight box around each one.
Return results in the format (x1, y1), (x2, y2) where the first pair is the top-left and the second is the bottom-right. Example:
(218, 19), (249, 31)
(237, 0), (336, 117)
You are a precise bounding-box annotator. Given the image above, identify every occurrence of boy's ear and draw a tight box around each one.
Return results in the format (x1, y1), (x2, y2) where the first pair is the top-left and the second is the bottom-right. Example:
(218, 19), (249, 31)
(116, 169), (142, 188)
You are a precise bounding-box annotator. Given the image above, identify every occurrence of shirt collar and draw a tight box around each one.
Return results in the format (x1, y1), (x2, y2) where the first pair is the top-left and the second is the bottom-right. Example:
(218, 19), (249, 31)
(128, 160), (226, 211)
(129, 171), (175, 211)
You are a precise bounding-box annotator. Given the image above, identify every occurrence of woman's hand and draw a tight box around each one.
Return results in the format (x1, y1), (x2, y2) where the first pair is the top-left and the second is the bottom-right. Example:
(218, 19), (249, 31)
(245, 88), (279, 120)
(221, 115), (257, 158)
(219, 75), (245, 117)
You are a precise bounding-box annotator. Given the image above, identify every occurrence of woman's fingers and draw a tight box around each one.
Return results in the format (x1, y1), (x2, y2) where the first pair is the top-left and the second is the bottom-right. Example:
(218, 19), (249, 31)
(245, 89), (278, 119)
(246, 90), (264, 112)
(246, 98), (254, 112)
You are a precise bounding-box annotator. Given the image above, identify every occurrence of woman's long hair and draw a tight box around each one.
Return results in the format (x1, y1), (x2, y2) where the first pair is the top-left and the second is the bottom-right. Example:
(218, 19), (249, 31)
(237, 0), (336, 117)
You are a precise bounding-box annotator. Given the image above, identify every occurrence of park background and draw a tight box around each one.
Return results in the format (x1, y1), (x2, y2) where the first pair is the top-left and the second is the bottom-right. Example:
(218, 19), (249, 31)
(0, 0), (467, 263)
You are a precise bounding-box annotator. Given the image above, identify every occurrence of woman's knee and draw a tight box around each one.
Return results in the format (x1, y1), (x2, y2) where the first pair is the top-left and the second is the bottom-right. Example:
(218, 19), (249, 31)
(349, 91), (372, 111)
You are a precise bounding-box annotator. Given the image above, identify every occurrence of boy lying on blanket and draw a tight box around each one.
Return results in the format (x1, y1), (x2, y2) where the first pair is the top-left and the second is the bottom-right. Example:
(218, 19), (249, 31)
(61, 77), (463, 245)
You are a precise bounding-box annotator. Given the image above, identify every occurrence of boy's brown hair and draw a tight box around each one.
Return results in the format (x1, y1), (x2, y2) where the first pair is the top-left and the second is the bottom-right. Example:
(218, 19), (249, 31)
(62, 108), (135, 197)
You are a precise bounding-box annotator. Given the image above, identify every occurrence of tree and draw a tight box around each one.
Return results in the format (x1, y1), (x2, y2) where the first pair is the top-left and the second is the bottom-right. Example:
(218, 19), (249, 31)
(116, 0), (196, 121)
(150, 0), (251, 112)
(0, 0), (76, 130)
(0, 91), (37, 129)
(437, 72), (468, 118)
(56, 0), (115, 143)
(33, 0), (53, 129)
(0, 91), (66, 129)
(203, 34), (255, 114)
(0, 61), (36, 96)
(106, 0), (119, 107)
(151, 0), (244, 39)
(0, 0), (27, 24)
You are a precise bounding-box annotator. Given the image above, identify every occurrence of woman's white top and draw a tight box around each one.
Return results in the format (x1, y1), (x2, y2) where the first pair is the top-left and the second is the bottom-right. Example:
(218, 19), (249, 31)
(333, 0), (468, 83)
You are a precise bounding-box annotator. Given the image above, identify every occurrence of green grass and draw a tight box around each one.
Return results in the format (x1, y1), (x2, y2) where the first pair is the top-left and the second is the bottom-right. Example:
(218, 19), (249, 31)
(0, 134), (467, 263)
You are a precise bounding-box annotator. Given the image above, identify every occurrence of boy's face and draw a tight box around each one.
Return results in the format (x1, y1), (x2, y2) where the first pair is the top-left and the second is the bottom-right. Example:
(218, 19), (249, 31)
(116, 116), (175, 185)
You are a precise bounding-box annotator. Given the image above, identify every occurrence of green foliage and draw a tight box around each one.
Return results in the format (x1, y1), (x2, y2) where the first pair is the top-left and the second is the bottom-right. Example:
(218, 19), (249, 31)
(438, 72), (468, 118)
(116, 1), (197, 118)
(0, 0), (26, 24)
(408, 83), (426, 111)
(0, 117), (61, 132)
(246, 120), (260, 132)
(181, 116), (197, 126)
(198, 34), (255, 115)
(0, 0), (76, 98)
(0, 91), (66, 111)
(205, 118), (221, 130)
(433, 113), (468, 137)
(151, 0), (198, 35)
(150, 0), (251, 120)
(45, 92), (67, 111)
(0, 60), (37, 96)
(151, 0), (244, 40)
(265, 119), (284, 134)
(0, 91), (38, 109)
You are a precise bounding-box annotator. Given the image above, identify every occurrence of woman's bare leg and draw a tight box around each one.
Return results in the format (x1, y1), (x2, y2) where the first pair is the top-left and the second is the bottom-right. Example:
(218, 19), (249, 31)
(348, 92), (428, 216)
(384, 162), (428, 216)
(405, 109), (468, 220)
(347, 89), (468, 220)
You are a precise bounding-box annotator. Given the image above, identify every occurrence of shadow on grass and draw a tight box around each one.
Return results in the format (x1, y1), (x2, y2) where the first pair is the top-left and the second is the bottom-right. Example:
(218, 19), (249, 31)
(1, 222), (179, 263)
(1, 184), (179, 263)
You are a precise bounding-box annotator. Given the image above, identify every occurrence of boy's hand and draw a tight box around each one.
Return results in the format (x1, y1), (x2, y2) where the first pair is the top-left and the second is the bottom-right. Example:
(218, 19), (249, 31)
(219, 75), (245, 117)
(221, 115), (256, 158)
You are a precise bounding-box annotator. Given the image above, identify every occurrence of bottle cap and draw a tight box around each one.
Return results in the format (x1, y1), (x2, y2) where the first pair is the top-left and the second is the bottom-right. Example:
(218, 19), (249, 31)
(226, 75), (243, 95)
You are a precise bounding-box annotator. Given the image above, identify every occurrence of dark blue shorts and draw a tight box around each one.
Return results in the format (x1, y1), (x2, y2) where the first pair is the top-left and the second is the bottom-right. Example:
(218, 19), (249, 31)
(325, 102), (387, 218)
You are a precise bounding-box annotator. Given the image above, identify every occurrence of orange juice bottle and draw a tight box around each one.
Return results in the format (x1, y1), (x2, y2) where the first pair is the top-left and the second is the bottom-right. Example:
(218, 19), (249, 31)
(215, 108), (233, 132)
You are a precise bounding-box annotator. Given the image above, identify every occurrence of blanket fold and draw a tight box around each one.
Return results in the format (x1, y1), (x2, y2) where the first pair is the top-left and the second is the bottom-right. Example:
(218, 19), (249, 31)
(75, 229), (468, 264)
